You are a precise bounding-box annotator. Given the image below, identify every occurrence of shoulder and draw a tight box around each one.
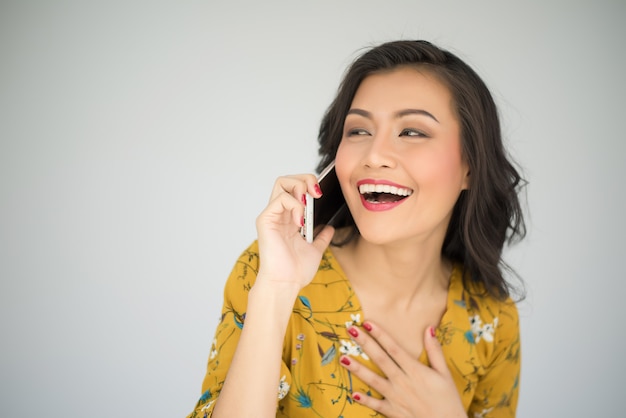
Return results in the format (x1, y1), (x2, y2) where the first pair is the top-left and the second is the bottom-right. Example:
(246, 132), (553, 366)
(222, 241), (261, 301)
(446, 265), (520, 351)
(445, 267), (522, 414)
(224, 241), (343, 296)
(450, 265), (519, 323)
(235, 240), (261, 274)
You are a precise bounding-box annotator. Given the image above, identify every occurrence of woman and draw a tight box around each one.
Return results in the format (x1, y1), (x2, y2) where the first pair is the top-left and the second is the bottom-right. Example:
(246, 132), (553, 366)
(188, 40), (525, 418)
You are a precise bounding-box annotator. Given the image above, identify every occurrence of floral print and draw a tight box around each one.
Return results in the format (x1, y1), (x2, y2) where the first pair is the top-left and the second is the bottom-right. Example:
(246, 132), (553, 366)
(208, 339), (218, 361)
(278, 375), (290, 400)
(469, 314), (499, 343)
(187, 241), (521, 417)
(339, 339), (369, 361)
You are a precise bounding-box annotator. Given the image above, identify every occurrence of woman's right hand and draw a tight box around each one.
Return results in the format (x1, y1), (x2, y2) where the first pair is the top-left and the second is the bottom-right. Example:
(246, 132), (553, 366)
(255, 174), (335, 290)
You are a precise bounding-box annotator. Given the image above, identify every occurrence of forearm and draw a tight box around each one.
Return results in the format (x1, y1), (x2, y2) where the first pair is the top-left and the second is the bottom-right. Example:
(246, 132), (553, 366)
(212, 278), (299, 418)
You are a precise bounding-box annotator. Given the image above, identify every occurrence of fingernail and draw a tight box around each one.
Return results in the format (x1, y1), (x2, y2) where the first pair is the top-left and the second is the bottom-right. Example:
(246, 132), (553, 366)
(363, 322), (372, 332)
(353, 393), (361, 401)
(348, 327), (358, 338)
(340, 356), (351, 366)
(430, 326), (436, 338)
(301, 194), (307, 205)
(300, 216), (305, 227)
(314, 184), (322, 196)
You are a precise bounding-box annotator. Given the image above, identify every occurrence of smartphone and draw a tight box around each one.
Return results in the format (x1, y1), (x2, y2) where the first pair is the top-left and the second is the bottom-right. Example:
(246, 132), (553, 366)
(301, 161), (348, 243)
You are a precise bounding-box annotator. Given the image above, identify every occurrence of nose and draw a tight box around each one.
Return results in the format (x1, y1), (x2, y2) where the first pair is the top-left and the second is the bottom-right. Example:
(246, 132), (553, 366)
(362, 131), (397, 169)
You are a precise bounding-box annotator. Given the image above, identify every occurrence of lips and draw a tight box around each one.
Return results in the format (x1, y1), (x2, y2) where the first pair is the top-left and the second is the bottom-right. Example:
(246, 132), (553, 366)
(356, 179), (413, 211)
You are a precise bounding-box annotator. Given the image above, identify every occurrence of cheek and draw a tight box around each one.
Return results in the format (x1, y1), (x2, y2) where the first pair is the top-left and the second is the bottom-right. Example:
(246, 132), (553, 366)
(418, 142), (466, 188)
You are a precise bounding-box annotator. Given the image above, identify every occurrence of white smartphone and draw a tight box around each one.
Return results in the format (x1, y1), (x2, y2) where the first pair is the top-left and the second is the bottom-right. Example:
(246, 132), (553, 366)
(301, 161), (348, 242)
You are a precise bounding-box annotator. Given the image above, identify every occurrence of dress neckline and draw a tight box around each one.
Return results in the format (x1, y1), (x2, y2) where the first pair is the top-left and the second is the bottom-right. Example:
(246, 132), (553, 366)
(325, 245), (463, 364)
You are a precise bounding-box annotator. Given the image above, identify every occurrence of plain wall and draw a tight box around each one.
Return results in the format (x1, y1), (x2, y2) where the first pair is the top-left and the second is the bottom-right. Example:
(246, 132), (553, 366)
(1, 1), (624, 416)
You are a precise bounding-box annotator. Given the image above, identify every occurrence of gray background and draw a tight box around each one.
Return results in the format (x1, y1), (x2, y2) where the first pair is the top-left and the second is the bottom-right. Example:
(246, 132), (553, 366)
(1, 1), (624, 417)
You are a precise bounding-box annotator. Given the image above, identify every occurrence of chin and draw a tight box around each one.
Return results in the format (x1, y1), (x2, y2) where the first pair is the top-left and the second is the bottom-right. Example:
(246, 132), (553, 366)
(356, 225), (407, 246)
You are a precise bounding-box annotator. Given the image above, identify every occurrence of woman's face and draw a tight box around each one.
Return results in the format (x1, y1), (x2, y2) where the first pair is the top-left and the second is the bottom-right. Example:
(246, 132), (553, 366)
(335, 67), (469, 246)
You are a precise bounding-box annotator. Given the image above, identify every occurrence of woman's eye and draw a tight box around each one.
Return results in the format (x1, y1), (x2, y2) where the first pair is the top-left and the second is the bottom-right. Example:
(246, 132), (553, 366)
(347, 128), (369, 136)
(400, 128), (428, 138)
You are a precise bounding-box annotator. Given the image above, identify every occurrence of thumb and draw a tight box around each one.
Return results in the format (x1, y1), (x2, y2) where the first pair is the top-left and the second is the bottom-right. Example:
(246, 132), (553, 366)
(312, 225), (335, 252)
(424, 326), (450, 376)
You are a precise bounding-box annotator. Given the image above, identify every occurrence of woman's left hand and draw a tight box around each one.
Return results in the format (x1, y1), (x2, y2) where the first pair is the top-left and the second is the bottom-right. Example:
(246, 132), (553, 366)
(340, 322), (467, 418)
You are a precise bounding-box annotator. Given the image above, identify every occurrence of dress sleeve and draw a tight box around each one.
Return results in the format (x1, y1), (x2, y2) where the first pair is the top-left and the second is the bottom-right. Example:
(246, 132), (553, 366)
(186, 242), (293, 418)
(468, 299), (521, 418)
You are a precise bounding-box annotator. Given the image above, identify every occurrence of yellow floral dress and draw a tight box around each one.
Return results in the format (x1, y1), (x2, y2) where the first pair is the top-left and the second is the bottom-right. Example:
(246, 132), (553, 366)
(187, 241), (520, 417)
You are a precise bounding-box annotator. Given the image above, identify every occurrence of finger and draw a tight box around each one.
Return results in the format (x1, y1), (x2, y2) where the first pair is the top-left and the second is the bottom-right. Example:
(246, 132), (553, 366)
(311, 225), (334, 251)
(339, 355), (390, 396)
(298, 174), (323, 198)
(359, 321), (414, 376)
(270, 174), (320, 203)
(270, 178), (307, 206)
(258, 192), (305, 229)
(423, 326), (450, 376)
(349, 391), (390, 416)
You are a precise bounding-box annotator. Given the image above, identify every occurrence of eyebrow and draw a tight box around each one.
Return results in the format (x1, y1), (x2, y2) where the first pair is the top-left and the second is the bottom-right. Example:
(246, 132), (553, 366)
(347, 108), (439, 123)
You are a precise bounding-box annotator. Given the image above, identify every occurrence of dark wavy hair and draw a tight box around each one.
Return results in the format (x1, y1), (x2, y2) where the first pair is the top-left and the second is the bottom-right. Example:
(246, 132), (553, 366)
(316, 40), (526, 301)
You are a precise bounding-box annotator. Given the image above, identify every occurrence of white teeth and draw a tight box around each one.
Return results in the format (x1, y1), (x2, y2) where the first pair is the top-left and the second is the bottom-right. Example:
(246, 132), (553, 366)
(358, 184), (413, 196)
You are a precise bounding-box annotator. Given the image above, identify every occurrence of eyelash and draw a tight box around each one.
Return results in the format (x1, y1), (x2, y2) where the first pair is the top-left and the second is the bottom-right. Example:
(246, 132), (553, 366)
(346, 128), (429, 138)
(400, 128), (429, 138)
(347, 128), (369, 136)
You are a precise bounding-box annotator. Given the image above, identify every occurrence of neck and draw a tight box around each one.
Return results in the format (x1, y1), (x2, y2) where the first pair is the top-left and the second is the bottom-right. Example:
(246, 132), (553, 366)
(343, 236), (451, 307)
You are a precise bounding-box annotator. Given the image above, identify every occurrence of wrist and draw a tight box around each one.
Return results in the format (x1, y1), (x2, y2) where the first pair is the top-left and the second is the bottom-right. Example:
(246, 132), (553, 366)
(247, 278), (300, 327)
(252, 274), (302, 298)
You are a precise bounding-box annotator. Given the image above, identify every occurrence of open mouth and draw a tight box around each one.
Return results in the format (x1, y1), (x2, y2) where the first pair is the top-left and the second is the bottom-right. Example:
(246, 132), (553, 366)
(358, 183), (413, 204)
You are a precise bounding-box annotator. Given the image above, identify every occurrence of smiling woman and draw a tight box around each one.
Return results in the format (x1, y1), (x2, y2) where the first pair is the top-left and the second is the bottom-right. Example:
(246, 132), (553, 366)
(336, 68), (469, 247)
(187, 40), (526, 418)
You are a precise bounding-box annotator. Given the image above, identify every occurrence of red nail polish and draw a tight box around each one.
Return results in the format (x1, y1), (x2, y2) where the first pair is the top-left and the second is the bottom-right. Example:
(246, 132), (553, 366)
(353, 393), (361, 401)
(363, 322), (372, 332)
(348, 327), (358, 338)
(314, 184), (322, 196)
(430, 326), (436, 338)
(301, 194), (307, 205)
(300, 216), (305, 227)
(340, 357), (351, 366)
